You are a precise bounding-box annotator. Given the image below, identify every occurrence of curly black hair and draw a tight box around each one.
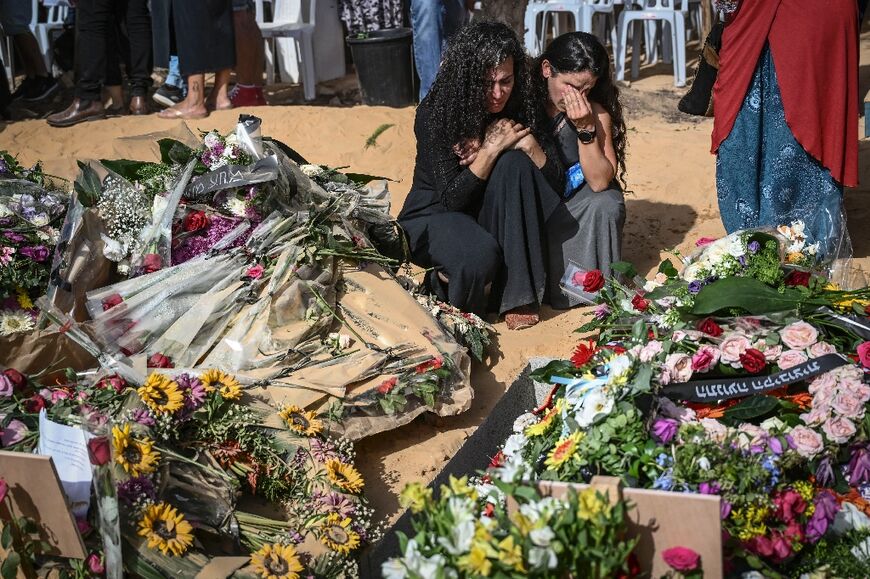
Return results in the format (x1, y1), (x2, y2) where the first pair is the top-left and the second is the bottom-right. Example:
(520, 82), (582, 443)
(531, 32), (628, 189)
(423, 20), (538, 149)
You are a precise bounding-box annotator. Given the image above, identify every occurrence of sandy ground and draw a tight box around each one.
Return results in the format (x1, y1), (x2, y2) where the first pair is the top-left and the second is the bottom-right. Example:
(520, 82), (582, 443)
(1, 33), (869, 528)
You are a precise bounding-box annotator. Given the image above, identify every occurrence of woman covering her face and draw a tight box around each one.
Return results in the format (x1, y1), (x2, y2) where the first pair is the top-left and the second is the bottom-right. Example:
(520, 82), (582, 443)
(398, 21), (564, 330)
(532, 32), (628, 309)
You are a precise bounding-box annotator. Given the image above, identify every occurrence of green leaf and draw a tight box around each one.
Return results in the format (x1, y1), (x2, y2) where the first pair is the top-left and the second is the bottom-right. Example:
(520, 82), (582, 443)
(0, 525), (11, 550)
(99, 159), (155, 182)
(657, 258), (679, 278)
(692, 277), (806, 316)
(1, 551), (20, 579)
(723, 395), (780, 423)
(157, 138), (195, 165)
(530, 360), (578, 383)
(73, 161), (101, 207)
(344, 171), (396, 184)
(610, 261), (637, 279)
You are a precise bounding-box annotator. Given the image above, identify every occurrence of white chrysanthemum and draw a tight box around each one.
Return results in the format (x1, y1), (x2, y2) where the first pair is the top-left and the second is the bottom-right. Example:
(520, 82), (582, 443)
(30, 213), (49, 227)
(0, 203), (11, 218)
(726, 236), (745, 257)
(0, 310), (35, 336)
(224, 197), (248, 217)
(203, 131), (222, 149)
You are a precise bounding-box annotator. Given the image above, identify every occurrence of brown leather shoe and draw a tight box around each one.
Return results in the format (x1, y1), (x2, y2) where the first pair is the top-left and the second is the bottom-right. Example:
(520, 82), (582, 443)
(47, 98), (105, 128)
(128, 95), (149, 116)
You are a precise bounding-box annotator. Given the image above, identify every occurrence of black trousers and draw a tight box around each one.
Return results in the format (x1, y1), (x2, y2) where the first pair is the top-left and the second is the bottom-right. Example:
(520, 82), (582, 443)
(75, 0), (152, 101)
(400, 150), (560, 316)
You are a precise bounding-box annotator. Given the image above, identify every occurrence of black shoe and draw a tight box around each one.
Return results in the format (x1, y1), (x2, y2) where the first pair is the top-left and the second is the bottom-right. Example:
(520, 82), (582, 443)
(152, 83), (185, 108)
(10, 78), (34, 101)
(23, 76), (59, 102)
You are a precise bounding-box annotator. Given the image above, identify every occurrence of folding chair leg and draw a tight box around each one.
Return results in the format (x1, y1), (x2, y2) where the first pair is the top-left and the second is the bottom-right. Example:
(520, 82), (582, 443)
(300, 32), (316, 101)
(264, 38), (275, 85)
(631, 20), (642, 80)
(615, 13), (629, 82)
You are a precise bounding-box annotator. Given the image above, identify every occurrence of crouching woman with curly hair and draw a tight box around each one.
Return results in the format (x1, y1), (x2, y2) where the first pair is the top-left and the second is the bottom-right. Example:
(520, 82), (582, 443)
(398, 20), (563, 330)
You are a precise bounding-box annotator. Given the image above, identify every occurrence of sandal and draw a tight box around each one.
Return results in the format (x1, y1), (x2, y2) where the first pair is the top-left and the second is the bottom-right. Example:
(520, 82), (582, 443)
(157, 107), (209, 120)
(504, 306), (540, 331)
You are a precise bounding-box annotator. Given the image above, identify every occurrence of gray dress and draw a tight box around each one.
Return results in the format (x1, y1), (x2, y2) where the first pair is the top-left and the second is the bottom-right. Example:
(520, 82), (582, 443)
(545, 113), (626, 309)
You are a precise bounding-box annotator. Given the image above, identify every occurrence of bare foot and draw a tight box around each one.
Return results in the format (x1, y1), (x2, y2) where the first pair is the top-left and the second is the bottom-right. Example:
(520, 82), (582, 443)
(157, 103), (208, 119)
(205, 98), (233, 112)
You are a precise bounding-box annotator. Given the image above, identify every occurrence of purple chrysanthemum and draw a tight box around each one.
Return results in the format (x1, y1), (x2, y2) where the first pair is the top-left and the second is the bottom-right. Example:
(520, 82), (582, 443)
(132, 407), (156, 426)
(318, 492), (357, 517)
(310, 438), (339, 463)
(117, 476), (156, 506)
(176, 373), (207, 411)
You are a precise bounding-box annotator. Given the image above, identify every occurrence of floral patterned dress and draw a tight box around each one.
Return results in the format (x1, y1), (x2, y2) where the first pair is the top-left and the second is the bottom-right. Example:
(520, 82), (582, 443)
(338, 0), (404, 36)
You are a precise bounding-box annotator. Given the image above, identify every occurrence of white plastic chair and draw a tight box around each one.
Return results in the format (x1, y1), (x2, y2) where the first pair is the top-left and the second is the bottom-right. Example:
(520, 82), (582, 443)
(34, 1), (68, 71)
(254, 0), (317, 100)
(524, 1), (585, 57)
(615, 0), (686, 87)
(581, 0), (618, 48)
(0, 27), (14, 90)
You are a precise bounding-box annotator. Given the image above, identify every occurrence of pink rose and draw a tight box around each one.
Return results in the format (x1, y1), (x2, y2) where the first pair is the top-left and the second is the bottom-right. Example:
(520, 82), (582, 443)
(779, 321), (819, 350)
(778, 349), (808, 370)
(662, 546), (700, 572)
(719, 333), (752, 367)
(841, 378), (870, 403)
(763, 345), (783, 362)
(858, 342), (870, 368)
(0, 376), (12, 398)
(86, 553), (104, 575)
(800, 407), (830, 426)
(809, 371), (838, 395)
(665, 353), (693, 383)
(657, 396), (697, 422)
(0, 419), (28, 446)
(659, 368), (672, 386)
(809, 341), (837, 358)
(141, 253), (162, 274)
(822, 415), (857, 444)
(639, 341), (663, 363)
(0, 478), (7, 503)
(695, 237), (717, 247)
(737, 423), (766, 449)
(691, 345), (720, 373)
(832, 391), (866, 420)
(246, 264), (265, 280)
(701, 418), (728, 443)
(789, 426), (824, 458)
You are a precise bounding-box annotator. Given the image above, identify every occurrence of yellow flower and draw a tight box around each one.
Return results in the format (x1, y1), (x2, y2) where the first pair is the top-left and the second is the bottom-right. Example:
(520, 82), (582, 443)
(319, 513), (360, 554)
(16, 288), (33, 310)
(138, 374), (184, 414)
(577, 488), (609, 521)
(497, 536), (525, 572)
(511, 512), (533, 537)
(731, 505), (770, 541)
(457, 544), (492, 576)
(199, 368), (237, 393)
(786, 252), (804, 264)
(399, 482), (432, 514)
(250, 543), (304, 579)
(112, 424), (160, 477)
(325, 459), (365, 494)
(442, 475), (477, 501)
(525, 399), (564, 438)
(544, 431), (584, 470)
(278, 405), (322, 437)
(137, 502), (194, 556)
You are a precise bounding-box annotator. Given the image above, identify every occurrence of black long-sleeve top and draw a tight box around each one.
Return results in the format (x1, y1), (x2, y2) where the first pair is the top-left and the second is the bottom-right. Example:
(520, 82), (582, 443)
(398, 103), (564, 222)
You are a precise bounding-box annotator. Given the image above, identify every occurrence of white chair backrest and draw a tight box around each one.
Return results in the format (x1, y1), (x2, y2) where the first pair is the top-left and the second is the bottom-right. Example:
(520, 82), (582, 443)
(255, 0), (316, 27)
(586, 0), (615, 7)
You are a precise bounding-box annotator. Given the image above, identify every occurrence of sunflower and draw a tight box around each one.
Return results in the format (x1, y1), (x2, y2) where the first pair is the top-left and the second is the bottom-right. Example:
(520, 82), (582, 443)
(250, 543), (304, 579)
(325, 459), (364, 494)
(319, 513), (360, 554)
(137, 502), (194, 556)
(112, 424), (160, 477)
(525, 399), (564, 438)
(137, 374), (184, 414)
(544, 431), (584, 470)
(279, 405), (323, 437)
(199, 369), (242, 400)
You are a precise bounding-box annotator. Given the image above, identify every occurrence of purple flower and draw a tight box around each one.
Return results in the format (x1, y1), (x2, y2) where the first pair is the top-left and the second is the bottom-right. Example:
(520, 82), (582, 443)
(768, 436), (784, 455)
(117, 476), (157, 506)
(651, 418), (679, 444)
(848, 444), (870, 487)
(0, 159), (7, 173)
(687, 281), (703, 294)
(19, 245), (49, 262)
(699, 481), (721, 495)
(318, 492), (357, 517)
(310, 438), (339, 463)
(176, 373), (207, 411)
(172, 215), (251, 265)
(131, 407), (156, 427)
(737, 255), (747, 267)
(288, 530), (304, 544)
(3, 231), (25, 244)
(748, 241), (761, 253)
(815, 455), (835, 488)
(720, 500), (732, 520)
(806, 490), (839, 543)
(593, 303), (610, 320)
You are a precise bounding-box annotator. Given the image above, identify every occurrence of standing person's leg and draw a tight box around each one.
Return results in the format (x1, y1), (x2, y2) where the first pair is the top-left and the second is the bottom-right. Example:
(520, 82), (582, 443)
(206, 69), (232, 110)
(0, 1), (57, 101)
(410, 0), (445, 101)
(230, 0), (266, 107)
(124, 0), (153, 114)
(48, 0), (113, 127)
(103, 17), (125, 113)
(158, 73), (208, 118)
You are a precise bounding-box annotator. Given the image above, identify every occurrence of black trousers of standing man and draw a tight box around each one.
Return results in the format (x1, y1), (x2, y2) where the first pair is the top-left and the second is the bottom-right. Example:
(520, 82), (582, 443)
(74, 0), (152, 102)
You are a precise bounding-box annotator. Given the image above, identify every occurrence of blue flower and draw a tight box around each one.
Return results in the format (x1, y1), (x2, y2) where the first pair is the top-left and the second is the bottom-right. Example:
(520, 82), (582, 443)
(688, 281), (703, 294)
(748, 240), (761, 253)
(652, 470), (674, 491)
(655, 453), (672, 467)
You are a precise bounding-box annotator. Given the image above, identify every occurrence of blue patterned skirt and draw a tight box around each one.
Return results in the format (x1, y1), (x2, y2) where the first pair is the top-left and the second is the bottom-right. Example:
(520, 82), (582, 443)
(716, 46), (844, 255)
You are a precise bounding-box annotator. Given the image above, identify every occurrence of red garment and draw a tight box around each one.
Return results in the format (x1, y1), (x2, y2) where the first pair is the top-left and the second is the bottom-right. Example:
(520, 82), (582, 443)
(711, 0), (859, 187)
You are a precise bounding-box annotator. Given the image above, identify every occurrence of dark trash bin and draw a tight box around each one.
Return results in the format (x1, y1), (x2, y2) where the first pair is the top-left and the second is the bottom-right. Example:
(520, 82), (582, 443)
(347, 28), (415, 107)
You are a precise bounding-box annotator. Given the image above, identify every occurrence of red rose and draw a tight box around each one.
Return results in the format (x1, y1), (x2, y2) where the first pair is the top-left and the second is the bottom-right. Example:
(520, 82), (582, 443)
(489, 450), (505, 469)
(784, 270), (811, 287)
(183, 210), (209, 233)
(571, 341), (598, 368)
(101, 293), (123, 311)
(415, 357), (443, 374)
(86, 436), (110, 466)
(697, 318), (723, 337)
(377, 377), (398, 395)
(631, 293), (650, 312)
(142, 254), (162, 274)
(582, 269), (605, 293)
(23, 394), (46, 413)
(3, 369), (26, 391)
(603, 344), (627, 354)
(662, 546), (700, 572)
(147, 352), (174, 369)
(739, 348), (766, 374)
(96, 374), (126, 393)
(246, 264), (265, 280)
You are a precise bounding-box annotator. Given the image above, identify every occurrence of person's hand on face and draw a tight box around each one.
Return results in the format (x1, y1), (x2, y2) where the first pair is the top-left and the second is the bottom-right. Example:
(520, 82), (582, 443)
(562, 85), (595, 132)
(482, 118), (531, 155)
(454, 138), (481, 166)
